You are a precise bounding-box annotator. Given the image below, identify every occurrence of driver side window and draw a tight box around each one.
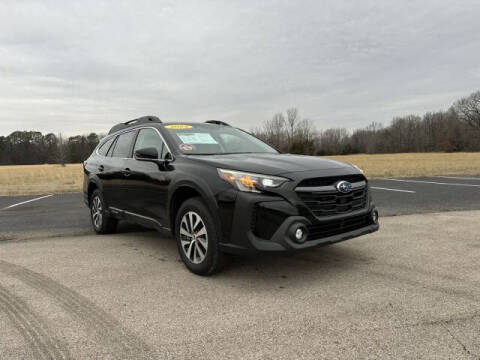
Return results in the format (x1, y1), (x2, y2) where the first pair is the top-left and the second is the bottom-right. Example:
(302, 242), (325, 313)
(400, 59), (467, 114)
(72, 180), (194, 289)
(133, 129), (166, 159)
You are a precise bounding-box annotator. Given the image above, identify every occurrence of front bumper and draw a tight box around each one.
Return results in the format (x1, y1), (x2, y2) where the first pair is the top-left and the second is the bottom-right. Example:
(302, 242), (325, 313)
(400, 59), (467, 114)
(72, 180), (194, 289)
(218, 191), (379, 254)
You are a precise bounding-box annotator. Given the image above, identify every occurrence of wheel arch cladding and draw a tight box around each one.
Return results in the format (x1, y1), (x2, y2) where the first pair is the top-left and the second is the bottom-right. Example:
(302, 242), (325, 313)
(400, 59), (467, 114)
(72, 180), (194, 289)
(87, 182), (99, 203)
(169, 184), (218, 236)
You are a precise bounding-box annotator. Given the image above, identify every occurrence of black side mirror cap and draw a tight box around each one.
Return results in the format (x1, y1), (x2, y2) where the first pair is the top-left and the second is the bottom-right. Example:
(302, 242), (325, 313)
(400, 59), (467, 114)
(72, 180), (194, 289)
(134, 148), (173, 169)
(134, 147), (159, 160)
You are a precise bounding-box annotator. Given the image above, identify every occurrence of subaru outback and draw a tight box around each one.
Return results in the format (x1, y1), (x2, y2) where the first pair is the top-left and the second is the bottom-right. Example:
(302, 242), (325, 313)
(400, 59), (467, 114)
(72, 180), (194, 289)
(83, 116), (379, 275)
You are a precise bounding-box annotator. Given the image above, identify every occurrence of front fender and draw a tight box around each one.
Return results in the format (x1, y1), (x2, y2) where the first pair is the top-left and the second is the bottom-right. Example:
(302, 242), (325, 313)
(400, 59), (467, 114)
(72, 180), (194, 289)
(168, 178), (217, 216)
(167, 173), (232, 238)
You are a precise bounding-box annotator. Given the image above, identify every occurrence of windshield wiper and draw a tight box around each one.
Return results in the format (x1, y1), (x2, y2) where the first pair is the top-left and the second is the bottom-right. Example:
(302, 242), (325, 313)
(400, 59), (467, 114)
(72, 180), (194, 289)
(186, 152), (275, 156)
(216, 152), (261, 155)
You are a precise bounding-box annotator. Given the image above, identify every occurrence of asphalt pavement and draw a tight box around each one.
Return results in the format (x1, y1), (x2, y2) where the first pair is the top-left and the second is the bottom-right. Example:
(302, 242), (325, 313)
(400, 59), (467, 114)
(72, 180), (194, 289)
(1, 175), (480, 359)
(1, 176), (480, 240)
(370, 175), (480, 215)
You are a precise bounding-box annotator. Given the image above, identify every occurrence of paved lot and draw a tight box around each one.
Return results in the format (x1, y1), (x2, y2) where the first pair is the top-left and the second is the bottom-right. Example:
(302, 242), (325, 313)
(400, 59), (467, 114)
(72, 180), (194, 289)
(370, 175), (480, 216)
(0, 175), (480, 359)
(0, 211), (479, 359)
(1, 176), (480, 240)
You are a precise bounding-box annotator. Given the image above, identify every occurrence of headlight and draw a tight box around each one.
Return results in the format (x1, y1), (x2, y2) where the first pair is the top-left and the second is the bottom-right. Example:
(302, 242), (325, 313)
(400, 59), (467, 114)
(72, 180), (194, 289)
(217, 168), (289, 193)
(352, 164), (364, 174)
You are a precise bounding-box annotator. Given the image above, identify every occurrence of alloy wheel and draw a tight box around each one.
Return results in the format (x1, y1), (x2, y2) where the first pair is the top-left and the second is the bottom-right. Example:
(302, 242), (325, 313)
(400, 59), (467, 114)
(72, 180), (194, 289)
(180, 211), (208, 264)
(91, 196), (103, 229)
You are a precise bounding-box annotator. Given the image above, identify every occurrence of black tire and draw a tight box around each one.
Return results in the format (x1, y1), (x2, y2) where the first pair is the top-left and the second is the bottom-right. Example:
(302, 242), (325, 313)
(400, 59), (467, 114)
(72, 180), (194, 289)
(90, 189), (118, 234)
(175, 197), (227, 275)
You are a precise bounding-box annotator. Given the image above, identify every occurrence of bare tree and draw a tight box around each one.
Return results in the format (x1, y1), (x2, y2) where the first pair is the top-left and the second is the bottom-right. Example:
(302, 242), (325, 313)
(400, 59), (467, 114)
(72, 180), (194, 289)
(57, 133), (67, 166)
(290, 118), (316, 154)
(453, 91), (480, 130)
(316, 128), (350, 155)
(296, 119), (315, 142)
(286, 108), (298, 146)
(253, 108), (317, 153)
(252, 112), (287, 151)
(351, 122), (383, 153)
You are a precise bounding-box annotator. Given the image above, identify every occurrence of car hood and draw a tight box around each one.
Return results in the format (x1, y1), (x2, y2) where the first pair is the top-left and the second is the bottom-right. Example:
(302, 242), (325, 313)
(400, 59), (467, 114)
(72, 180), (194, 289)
(186, 153), (353, 176)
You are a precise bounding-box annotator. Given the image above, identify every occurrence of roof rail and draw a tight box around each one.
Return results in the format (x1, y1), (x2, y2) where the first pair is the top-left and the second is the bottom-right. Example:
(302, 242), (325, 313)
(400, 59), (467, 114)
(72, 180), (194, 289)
(108, 115), (162, 135)
(205, 120), (230, 126)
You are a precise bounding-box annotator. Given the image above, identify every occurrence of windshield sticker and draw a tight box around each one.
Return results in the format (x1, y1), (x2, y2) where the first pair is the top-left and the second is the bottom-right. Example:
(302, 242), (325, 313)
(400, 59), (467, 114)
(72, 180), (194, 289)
(177, 133), (218, 144)
(165, 124), (193, 130)
(179, 144), (195, 152)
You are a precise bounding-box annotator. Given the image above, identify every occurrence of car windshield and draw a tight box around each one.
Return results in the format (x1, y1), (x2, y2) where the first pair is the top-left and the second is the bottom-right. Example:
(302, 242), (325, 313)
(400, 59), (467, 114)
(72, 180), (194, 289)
(163, 124), (278, 155)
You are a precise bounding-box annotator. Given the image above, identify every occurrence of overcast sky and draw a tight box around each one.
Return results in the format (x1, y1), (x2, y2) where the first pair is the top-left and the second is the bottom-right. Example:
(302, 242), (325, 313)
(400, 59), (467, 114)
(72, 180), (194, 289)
(1, 0), (479, 136)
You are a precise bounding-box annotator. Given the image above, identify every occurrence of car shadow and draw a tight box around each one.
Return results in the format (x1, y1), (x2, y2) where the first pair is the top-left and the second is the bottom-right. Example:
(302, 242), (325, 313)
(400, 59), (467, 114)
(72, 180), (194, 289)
(216, 244), (374, 288)
(116, 221), (151, 234)
(112, 226), (374, 289)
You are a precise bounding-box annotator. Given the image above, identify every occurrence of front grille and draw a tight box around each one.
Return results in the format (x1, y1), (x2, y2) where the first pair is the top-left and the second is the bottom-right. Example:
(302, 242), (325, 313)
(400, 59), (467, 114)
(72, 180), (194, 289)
(297, 187), (368, 217)
(306, 213), (372, 241)
(297, 174), (365, 188)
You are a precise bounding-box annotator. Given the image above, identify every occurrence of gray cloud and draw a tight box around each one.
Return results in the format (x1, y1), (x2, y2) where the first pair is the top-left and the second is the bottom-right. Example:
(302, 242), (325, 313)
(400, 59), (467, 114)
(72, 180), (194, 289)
(1, 0), (479, 135)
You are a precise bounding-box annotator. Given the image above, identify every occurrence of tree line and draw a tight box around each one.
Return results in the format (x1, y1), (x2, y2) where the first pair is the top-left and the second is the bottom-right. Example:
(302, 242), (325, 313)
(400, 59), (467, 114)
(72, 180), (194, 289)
(0, 132), (101, 165)
(253, 90), (480, 155)
(1, 90), (479, 165)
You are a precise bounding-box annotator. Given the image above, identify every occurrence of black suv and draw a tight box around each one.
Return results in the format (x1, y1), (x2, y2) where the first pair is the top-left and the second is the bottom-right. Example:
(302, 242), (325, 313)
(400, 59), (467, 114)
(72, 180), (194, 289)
(83, 116), (379, 275)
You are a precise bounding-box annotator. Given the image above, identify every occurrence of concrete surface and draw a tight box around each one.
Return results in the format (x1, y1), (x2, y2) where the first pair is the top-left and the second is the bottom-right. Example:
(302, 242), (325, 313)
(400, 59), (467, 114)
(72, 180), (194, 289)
(0, 211), (479, 359)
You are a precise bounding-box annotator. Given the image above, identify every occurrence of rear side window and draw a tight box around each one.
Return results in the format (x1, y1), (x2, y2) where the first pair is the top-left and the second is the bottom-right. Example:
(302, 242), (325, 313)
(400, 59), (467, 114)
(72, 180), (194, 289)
(112, 131), (136, 158)
(106, 137), (117, 157)
(97, 137), (115, 156)
(133, 129), (165, 158)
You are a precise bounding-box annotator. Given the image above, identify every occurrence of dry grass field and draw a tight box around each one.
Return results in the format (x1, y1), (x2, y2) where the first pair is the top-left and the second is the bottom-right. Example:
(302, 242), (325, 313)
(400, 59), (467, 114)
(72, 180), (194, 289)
(0, 164), (83, 196)
(0, 153), (479, 196)
(327, 152), (480, 179)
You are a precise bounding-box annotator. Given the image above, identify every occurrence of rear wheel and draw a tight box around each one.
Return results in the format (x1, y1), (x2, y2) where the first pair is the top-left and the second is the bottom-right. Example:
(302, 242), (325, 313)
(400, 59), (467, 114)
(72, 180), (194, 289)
(175, 198), (227, 275)
(90, 189), (117, 234)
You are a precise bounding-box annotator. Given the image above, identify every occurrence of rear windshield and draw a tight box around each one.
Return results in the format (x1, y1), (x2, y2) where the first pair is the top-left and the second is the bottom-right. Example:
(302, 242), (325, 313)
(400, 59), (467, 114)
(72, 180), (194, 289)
(163, 124), (278, 155)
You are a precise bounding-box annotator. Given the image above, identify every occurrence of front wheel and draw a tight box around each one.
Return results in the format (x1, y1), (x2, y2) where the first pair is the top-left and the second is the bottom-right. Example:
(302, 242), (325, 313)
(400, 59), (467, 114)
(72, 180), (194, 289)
(175, 198), (227, 275)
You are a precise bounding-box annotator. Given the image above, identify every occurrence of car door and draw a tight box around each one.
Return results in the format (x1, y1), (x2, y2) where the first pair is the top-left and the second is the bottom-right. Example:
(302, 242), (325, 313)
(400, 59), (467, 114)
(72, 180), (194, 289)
(96, 135), (120, 208)
(107, 129), (137, 211)
(122, 128), (172, 228)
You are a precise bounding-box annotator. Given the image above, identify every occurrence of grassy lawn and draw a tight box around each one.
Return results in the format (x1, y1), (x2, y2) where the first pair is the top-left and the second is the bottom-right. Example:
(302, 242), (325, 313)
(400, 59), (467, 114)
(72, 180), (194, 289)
(0, 152), (479, 196)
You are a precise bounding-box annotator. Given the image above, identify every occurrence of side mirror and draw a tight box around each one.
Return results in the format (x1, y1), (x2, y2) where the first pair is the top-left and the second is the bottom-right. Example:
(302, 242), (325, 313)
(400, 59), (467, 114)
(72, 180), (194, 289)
(134, 147), (159, 161)
(134, 147), (173, 169)
(164, 152), (173, 162)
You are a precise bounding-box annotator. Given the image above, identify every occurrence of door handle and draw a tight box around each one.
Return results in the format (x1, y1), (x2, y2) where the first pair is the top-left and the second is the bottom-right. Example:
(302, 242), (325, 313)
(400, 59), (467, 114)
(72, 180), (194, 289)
(98, 165), (104, 172)
(123, 168), (131, 177)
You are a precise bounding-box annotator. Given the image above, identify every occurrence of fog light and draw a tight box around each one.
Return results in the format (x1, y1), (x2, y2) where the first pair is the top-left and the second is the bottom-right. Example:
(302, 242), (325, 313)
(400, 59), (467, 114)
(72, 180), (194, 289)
(295, 228), (304, 240)
(289, 223), (307, 243)
(372, 210), (379, 224)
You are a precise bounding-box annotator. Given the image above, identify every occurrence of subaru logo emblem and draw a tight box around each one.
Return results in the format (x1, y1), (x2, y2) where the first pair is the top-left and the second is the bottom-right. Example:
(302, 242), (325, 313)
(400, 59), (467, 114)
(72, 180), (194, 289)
(336, 180), (352, 194)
